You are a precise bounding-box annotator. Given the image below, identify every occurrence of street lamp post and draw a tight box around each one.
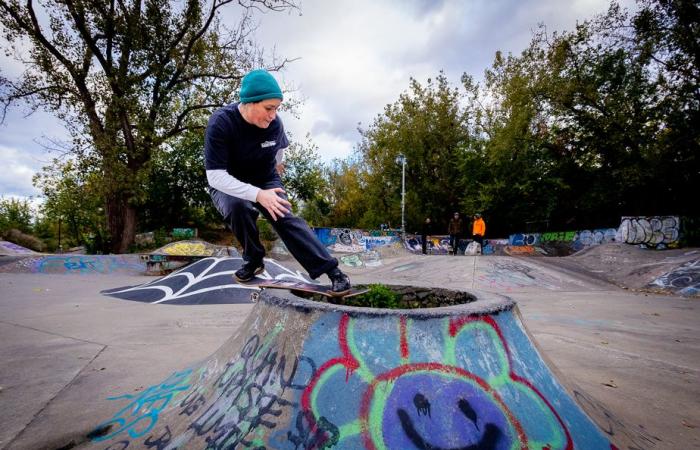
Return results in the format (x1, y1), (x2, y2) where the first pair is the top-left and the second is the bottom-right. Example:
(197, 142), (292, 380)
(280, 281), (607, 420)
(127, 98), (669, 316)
(58, 216), (62, 253)
(398, 154), (407, 240)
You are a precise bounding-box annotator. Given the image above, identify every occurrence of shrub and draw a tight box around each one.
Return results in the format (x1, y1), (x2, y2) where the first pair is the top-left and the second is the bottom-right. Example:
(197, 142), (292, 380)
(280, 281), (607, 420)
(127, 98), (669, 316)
(3, 228), (46, 252)
(346, 283), (400, 309)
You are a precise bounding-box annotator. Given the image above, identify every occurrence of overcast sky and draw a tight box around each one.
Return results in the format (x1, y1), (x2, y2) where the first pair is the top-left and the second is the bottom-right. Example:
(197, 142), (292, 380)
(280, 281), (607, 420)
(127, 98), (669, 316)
(0, 0), (634, 202)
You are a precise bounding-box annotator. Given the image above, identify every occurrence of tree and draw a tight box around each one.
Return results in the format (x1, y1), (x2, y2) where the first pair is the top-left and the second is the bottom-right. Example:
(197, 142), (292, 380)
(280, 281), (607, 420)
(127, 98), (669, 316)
(472, 0), (699, 234)
(33, 159), (106, 251)
(141, 127), (218, 231)
(281, 134), (327, 207)
(358, 73), (476, 232)
(0, 196), (33, 234)
(0, 0), (297, 252)
(322, 157), (367, 228)
(632, 0), (700, 218)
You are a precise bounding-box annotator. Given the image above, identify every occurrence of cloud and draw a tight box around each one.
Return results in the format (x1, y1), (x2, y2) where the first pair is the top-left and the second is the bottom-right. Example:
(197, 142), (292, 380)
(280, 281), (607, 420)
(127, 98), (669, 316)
(0, 0), (639, 179)
(252, 0), (636, 163)
(0, 144), (44, 198)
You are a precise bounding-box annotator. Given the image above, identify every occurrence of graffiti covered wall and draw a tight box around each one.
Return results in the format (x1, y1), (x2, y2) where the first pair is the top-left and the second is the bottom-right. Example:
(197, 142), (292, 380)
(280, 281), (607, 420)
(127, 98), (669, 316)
(619, 216), (679, 248)
(0, 255), (145, 275)
(0, 240), (37, 255)
(506, 216), (682, 252)
(313, 228), (401, 253)
(509, 228), (619, 251)
(88, 295), (639, 449)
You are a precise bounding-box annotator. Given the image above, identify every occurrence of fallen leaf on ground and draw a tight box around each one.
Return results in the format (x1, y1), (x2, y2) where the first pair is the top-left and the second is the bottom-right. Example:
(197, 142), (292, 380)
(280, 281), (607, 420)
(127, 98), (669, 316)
(681, 420), (697, 429)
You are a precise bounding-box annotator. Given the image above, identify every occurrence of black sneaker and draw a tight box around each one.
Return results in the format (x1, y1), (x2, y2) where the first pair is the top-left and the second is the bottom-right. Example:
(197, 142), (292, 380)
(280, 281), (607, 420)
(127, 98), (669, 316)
(234, 261), (264, 282)
(327, 267), (351, 296)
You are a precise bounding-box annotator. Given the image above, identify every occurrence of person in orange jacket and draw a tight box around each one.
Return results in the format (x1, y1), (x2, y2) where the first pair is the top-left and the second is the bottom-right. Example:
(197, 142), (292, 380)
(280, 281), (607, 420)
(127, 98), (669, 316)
(472, 213), (486, 250)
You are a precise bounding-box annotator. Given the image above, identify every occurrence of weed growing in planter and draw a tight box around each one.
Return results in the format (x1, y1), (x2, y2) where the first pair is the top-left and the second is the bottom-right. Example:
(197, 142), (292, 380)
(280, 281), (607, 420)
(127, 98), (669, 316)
(345, 284), (401, 309)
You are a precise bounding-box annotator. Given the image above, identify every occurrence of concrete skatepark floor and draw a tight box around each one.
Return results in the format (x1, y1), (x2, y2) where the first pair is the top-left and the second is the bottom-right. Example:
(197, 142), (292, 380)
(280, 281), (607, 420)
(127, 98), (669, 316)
(0, 244), (698, 449)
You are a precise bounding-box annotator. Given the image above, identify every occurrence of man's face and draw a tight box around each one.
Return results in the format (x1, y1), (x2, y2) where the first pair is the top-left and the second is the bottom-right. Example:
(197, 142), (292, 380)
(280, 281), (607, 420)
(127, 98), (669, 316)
(245, 98), (282, 128)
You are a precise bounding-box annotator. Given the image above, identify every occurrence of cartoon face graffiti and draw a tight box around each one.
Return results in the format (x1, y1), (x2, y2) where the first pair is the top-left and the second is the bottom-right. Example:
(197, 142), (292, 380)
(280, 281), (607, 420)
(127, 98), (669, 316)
(378, 371), (514, 450)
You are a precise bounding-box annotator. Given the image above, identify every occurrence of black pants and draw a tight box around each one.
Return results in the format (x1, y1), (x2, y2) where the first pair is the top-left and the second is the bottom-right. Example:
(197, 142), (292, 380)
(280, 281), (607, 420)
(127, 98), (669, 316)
(209, 186), (337, 279)
(449, 234), (459, 255)
(421, 235), (428, 254)
(473, 235), (484, 246)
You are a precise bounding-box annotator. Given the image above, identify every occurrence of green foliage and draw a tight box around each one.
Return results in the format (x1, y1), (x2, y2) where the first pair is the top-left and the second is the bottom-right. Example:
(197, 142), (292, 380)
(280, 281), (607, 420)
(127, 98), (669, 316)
(2, 0), (696, 241)
(0, 197), (33, 234)
(320, 157), (368, 227)
(141, 128), (219, 231)
(2, 228), (45, 252)
(355, 72), (477, 232)
(338, 0), (699, 237)
(346, 284), (400, 309)
(33, 160), (108, 252)
(0, 0), (298, 252)
(282, 135), (328, 207)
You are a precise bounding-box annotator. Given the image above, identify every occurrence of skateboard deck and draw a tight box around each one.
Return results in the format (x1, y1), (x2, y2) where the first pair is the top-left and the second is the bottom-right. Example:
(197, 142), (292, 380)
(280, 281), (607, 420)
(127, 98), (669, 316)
(237, 277), (368, 299)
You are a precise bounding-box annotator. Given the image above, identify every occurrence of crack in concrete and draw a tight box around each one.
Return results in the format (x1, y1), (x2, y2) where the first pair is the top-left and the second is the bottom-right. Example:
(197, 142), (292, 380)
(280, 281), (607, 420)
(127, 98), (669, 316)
(3, 343), (108, 450)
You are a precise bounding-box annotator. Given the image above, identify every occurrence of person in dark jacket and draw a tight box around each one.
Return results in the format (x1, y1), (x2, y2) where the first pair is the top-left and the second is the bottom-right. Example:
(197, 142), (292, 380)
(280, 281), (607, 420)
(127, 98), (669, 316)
(204, 69), (351, 294)
(447, 212), (463, 255)
(421, 217), (432, 254)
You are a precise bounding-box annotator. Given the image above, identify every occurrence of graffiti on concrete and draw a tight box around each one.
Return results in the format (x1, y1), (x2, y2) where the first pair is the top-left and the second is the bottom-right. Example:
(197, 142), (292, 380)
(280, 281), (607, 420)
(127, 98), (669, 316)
(294, 311), (613, 449)
(92, 369), (194, 442)
(329, 228), (365, 252)
(572, 229), (618, 250)
(340, 254), (363, 267)
(540, 231), (577, 243)
(102, 257), (309, 304)
(340, 251), (382, 268)
(510, 228), (618, 251)
(509, 233), (540, 246)
(504, 245), (536, 255)
(92, 323), (319, 449)
(162, 242), (211, 256)
(91, 305), (619, 449)
(650, 259), (700, 296)
(0, 240), (36, 254)
(187, 331), (317, 449)
(154, 240), (233, 257)
(405, 235), (470, 255)
(172, 228), (197, 239)
(620, 216), (680, 248)
(313, 228), (402, 253)
(32, 255), (144, 274)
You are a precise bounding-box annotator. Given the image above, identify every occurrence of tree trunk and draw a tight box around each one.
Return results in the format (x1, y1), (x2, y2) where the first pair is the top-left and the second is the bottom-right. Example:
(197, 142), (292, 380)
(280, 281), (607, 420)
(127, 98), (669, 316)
(106, 193), (137, 254)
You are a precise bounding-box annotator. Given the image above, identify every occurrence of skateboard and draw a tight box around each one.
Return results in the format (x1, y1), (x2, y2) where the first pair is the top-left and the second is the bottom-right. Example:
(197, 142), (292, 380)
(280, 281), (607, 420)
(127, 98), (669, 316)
(237, 277), (368, 300)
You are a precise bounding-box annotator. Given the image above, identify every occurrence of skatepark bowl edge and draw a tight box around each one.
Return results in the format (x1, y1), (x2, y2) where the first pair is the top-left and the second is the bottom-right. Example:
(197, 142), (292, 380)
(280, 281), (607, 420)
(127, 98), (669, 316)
(9, 286), (652, 450)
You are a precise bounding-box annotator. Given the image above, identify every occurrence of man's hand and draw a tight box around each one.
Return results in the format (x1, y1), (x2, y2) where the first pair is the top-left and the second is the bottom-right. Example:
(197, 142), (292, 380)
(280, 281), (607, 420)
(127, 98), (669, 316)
(256, 187), (291, 221)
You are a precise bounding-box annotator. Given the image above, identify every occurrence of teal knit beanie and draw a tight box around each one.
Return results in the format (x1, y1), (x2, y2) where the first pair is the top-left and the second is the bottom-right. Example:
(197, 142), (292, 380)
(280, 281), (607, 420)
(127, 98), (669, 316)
(239, 69), (283, 103)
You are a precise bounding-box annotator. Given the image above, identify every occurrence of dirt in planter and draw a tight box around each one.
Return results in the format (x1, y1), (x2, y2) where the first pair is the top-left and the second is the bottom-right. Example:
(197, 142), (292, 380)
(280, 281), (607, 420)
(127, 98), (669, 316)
(297, 284), (476, 309)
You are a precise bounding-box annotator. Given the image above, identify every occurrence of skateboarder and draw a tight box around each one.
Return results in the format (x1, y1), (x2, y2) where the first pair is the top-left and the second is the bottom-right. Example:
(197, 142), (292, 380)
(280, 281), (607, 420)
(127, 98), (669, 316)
(204, 69), (351, 294)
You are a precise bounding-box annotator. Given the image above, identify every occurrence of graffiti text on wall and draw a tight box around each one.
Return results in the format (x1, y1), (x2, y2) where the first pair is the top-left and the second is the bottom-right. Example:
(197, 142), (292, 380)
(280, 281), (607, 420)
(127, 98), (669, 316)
(619, 216), (679, 248)
(91, 311), (620, 449)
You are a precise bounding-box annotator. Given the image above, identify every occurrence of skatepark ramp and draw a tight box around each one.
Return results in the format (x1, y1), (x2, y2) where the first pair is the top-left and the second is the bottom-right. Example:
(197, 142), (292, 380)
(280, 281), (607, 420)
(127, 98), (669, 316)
(80, 287), (645, 449)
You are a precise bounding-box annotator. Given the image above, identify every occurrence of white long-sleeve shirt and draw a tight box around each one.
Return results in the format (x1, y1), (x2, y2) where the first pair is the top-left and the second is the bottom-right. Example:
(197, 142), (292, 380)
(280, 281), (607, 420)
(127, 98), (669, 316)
(206, 147), (285, 202)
